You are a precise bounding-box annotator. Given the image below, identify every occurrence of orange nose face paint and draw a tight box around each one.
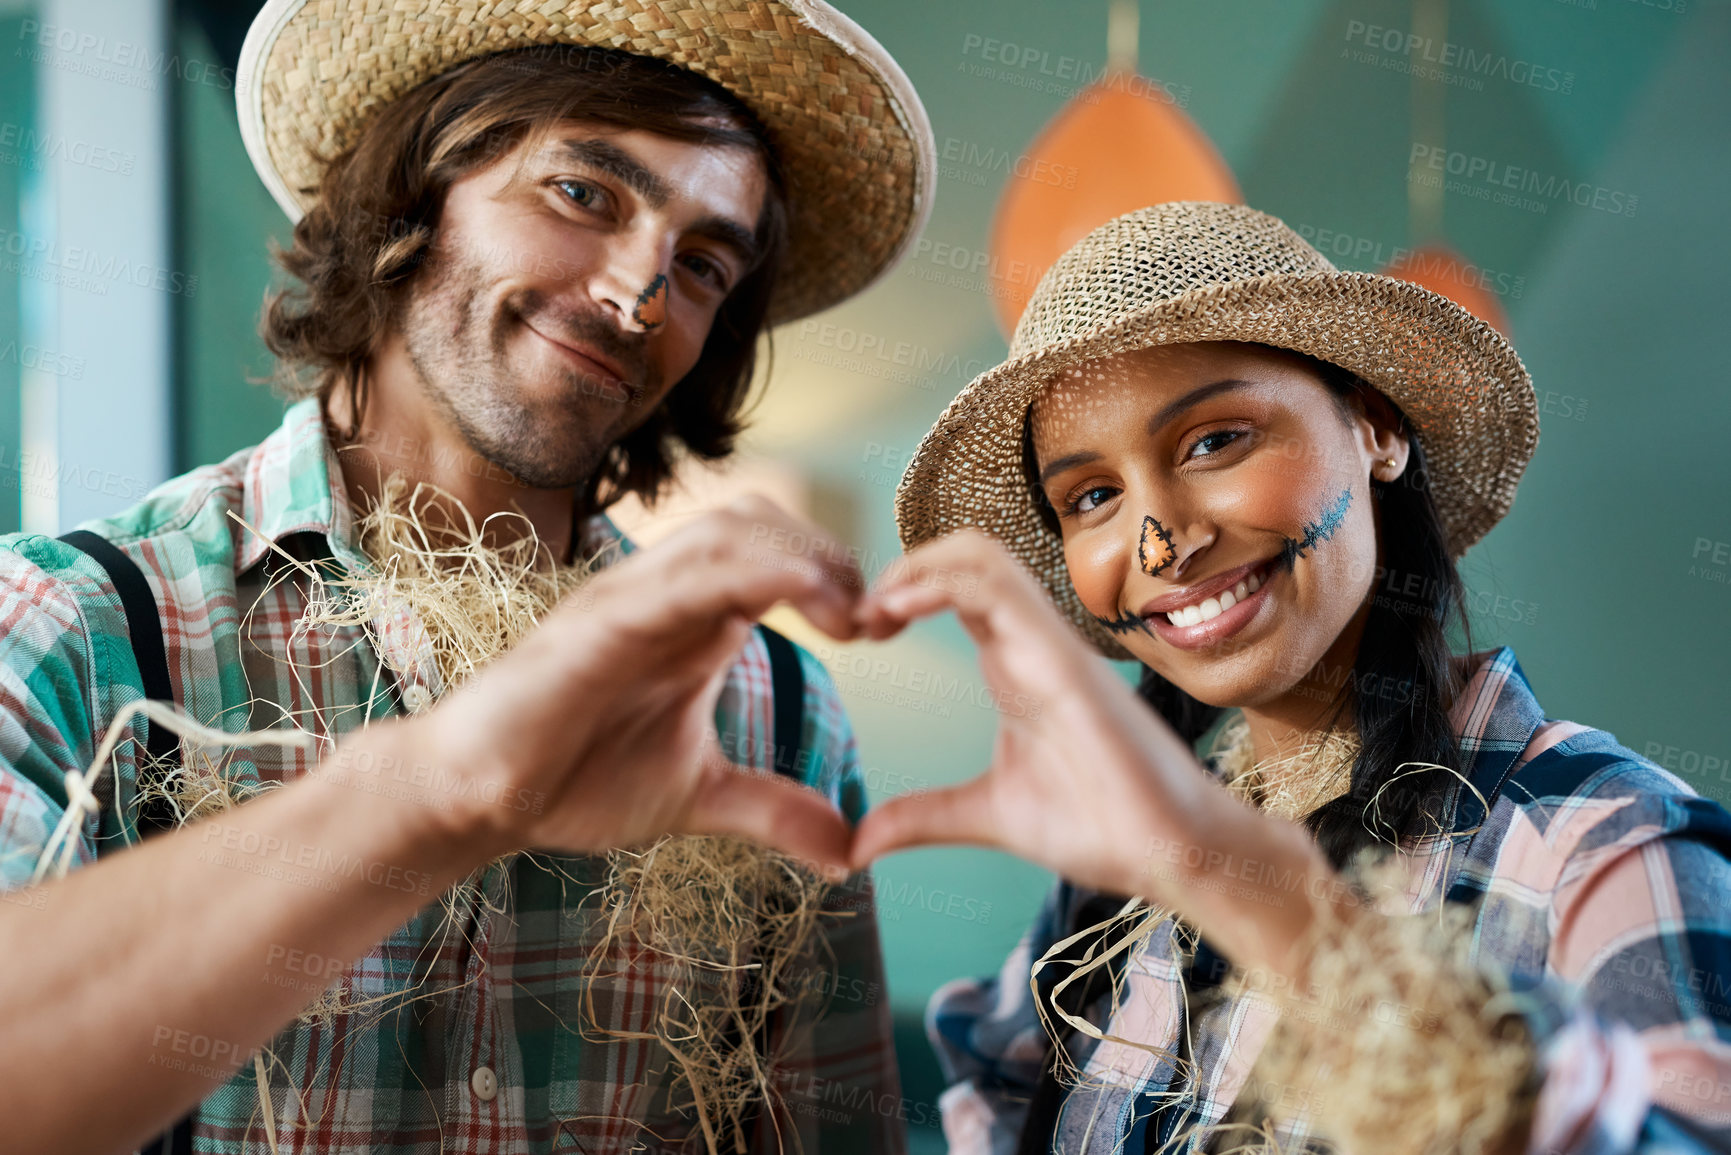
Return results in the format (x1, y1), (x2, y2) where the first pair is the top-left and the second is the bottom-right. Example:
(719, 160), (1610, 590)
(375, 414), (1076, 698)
(631, 273), (668, 330)
(1139, 515), (1176, 577)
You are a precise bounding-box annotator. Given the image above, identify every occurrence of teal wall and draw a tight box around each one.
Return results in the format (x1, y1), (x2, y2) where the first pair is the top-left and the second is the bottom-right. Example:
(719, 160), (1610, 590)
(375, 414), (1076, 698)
(0, 12), (35, 535)
(160, 0), (1731, 1135)
(172, 16), (293, 470)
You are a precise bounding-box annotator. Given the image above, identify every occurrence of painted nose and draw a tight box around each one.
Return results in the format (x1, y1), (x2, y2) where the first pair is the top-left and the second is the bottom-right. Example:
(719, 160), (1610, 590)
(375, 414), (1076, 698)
(630, 273), (668, 331)
(1139, 515), (1177, 577)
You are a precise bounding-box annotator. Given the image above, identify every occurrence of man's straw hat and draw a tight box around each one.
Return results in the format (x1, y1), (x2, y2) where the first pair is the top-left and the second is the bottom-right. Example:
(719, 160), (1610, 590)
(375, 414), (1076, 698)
(236, 0), (934, 325)
(894, 202), (1539, 659)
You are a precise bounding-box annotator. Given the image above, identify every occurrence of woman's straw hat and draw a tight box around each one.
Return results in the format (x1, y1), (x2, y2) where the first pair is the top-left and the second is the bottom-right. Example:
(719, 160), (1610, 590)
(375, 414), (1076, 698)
(236, 0), (934, 325)
(894, 201), (1539, 659)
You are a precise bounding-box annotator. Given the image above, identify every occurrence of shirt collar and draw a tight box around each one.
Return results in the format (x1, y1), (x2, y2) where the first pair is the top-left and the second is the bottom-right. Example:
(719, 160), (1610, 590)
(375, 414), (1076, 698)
(1443, 642), (1549, 837)
(234, 398), (353, 575)
(233, 397), (635, 574)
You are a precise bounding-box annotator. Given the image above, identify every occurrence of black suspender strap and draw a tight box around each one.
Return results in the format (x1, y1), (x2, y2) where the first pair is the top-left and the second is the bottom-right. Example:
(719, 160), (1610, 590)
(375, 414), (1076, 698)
(58, 530), (183, 816)
(55, 530), (196, 1155)
(729, 623), (807, 1153)
(757, 623), (805, 781)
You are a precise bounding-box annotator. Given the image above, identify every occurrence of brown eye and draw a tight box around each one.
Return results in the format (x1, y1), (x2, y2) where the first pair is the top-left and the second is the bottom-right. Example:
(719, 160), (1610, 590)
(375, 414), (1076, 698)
(1186, 429), (1244, 460)
(1067, 485), (1118, 515)
(555, 179), (609, 213)
(679, 251), (728, 290)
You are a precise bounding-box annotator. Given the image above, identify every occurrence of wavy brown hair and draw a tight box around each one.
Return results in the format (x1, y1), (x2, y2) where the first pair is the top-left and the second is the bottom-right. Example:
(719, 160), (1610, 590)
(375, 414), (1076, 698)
(262, 44), (789, 514)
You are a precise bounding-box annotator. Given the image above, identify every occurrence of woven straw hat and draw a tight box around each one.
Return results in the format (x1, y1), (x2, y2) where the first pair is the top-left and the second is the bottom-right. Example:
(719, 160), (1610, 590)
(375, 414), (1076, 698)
(236, 0), (934, 325)
(895, 201), (1538, 660)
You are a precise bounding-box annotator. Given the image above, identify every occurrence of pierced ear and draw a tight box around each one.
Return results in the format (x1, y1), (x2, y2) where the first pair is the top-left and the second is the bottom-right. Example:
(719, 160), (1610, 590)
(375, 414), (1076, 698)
(1368, 434), (1410, 482)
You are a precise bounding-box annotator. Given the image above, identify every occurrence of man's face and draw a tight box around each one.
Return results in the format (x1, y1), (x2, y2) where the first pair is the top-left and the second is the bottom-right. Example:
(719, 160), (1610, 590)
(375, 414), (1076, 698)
(396, 118), (770, 488)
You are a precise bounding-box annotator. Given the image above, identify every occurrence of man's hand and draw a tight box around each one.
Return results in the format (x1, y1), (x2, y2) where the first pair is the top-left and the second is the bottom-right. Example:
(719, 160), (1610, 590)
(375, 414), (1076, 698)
(364, 495), (866, 871)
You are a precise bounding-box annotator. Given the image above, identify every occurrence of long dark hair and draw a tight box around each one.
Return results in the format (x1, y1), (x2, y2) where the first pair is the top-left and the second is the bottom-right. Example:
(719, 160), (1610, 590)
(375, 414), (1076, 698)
(1024, 347), (1472, 868)
(262, 44), (789, 514)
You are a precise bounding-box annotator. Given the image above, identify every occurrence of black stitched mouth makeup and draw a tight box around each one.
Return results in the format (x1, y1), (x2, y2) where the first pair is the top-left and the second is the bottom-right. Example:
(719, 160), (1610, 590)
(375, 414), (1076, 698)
(631, 273), (668, 330)
(1094, 608), (1152, 637)
(1277, 485), (1353, 573)
(1139, 515), (1176, 577)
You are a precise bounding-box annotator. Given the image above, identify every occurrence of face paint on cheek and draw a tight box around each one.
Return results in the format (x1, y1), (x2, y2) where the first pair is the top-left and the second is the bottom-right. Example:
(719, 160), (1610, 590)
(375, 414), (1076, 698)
(1093, 608), (1152, 637)
(631, 273), (668, 330)
(1277, 485), (1354, 573)
(1139, 515), (1177, 577)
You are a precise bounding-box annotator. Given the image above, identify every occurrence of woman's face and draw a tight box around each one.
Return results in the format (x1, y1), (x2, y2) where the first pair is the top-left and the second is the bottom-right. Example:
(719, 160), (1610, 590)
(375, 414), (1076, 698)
(1030, 341), (1409, 712)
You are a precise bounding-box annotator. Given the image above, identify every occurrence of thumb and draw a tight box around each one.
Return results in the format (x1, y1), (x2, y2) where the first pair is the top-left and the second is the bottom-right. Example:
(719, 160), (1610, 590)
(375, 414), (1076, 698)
(849, 776), (998, 870)
(682, 758), (854, 875)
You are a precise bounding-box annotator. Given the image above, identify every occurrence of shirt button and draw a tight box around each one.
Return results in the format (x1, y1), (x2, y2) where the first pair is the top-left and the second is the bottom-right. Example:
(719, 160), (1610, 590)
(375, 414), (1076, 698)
(470, 1065), (498, 1102)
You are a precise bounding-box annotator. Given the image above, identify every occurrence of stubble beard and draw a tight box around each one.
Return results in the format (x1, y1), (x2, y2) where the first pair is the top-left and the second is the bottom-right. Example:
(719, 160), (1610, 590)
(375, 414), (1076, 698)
(397, 242), (654, 491)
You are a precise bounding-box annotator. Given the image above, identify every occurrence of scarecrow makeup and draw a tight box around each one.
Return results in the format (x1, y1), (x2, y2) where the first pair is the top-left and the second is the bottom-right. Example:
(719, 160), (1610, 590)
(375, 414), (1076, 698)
(631, 273), (669, 330)
(1031, 341), (1400, 712)
(1140, 515), (1177, 576)
(1278, 486), (1353, 573)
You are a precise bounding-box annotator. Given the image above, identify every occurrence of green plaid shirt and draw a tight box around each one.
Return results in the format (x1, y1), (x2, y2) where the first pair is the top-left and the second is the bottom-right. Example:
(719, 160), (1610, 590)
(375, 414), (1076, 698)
(0, 398), (903, 1155)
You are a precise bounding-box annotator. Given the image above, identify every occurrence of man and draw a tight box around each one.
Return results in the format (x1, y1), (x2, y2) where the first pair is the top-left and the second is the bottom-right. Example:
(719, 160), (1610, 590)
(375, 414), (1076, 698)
(0, 2), (934, 1152)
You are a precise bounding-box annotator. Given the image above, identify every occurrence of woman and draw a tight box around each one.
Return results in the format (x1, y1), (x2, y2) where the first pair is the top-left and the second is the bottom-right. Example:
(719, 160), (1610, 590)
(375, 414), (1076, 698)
(847, 203), (1731, 1153)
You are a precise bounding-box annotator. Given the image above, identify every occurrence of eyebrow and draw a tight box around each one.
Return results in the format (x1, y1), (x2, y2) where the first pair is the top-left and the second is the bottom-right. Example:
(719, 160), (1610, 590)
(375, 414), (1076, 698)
(546, 138), (762, 273)
(1036, 377), (1258, 486)
(1037, 450), (1102, 486)
(1146, 377), (1256, 436)
(549, 138), (672, 208)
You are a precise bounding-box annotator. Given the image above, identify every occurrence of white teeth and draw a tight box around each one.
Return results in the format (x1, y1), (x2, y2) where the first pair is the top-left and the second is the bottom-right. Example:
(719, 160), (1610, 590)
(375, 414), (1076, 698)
(1164, 566), (1267, 627)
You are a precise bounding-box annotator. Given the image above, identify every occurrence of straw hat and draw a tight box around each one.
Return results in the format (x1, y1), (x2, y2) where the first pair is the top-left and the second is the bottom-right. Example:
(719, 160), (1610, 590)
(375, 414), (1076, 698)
(235, 0), (935, 325)
(894, 202), (1538, 659)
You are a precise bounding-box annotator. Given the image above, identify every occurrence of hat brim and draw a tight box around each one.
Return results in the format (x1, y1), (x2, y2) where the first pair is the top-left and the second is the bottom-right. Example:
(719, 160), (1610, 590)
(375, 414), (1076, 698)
(235, 0), (935, 326)
(894, 270), (1538, 660)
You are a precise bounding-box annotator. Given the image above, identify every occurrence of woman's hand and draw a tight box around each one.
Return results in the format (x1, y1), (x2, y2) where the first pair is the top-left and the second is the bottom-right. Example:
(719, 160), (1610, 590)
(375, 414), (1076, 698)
(849, 528), (1342, 977)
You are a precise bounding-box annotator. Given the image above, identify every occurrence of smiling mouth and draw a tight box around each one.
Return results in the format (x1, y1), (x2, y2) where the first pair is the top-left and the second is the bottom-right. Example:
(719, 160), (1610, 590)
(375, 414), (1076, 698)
(521, 322), (633, 400)
(1149, 556), (1279, 629)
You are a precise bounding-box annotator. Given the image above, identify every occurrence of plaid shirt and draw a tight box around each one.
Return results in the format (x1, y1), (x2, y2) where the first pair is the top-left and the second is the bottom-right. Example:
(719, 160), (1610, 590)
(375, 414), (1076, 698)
(930, 646), (1731, 1154)
(0, 398), (904, 1155)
